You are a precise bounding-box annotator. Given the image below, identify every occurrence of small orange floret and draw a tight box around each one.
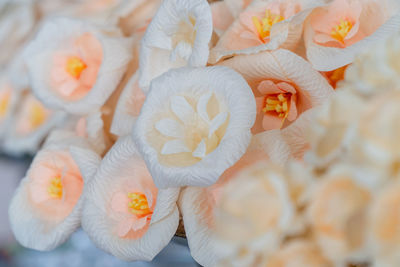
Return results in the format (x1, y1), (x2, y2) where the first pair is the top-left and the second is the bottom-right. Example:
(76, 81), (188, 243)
(65, 56), (87, 79)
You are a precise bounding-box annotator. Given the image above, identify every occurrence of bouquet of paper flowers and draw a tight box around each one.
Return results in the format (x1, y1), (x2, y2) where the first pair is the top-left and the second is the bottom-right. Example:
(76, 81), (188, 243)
(4, 0), (400, 266)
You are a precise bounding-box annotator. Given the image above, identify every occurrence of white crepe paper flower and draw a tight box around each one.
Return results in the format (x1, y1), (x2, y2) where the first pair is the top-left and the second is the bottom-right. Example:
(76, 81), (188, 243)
(133, 66), (256, 188)
(138, 0), (213, 92)
(209, 0), (326, 64)
(219, 49), (333, 133)
(24, 17), (132, 115)
(8, 130), (100, 251)
(308, 165), (372, 264)
(111, 72), (146, 137)
(305, 0), (400, 71)
(178, 131), (292, 266)
(2, 93), (68, 156)
(81, 136), (180, 261)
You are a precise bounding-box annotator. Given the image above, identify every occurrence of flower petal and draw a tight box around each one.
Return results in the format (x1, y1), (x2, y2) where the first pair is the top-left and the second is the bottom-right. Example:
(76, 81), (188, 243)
(192, 139), (206, 159)
(161, 139), (191, 155)
(209, 112), (228, 137)
(171, 95), (195, 124)
(155, 118), (185, 138)
(197, 91), (213, 122)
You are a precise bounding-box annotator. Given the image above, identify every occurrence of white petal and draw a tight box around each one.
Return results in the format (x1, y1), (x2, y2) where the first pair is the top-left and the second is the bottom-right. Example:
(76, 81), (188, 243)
(197, 91), (213, 122)
(69, 146), (102, 181)
(192, 139), (206, 159)
(161, 139), (190, 155)
(155, 118), (184, 138)
(170, 95), (195, 123)
(209, 112), (228, 137)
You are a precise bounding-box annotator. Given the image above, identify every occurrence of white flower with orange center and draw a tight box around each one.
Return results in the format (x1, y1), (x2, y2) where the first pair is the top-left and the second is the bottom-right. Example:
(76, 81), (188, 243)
(219, 49), (333, 133)
(305, 0), (400, 71)
(3, 93), (68, 156)
(308, 167), (372, 264)
(134, 66), (256, 188)
(209, 0), (324, 63)
(8, 131), (98, 251)
(81, 137), (180, 261)
(24, 17), (132, 114)
(138, 0), (213, 92)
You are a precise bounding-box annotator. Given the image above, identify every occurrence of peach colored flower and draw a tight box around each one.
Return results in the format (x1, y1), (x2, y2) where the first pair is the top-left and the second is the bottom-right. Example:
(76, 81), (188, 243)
(265, 239), (332, 267)
(133, 66), (256, 188)
(308, 166), (372, 264)
(8, 131), (99, 251)
(219, 49), (333, 133)
(3, 93), (67, 156)
(209, 0), (324, 63)
(111, 72), (146, 137)
(81, 137), (180, 261)
(368, 181), (400, 266)
(305, 0), (400, 71)
(211, 1), (235, 37)
(24, 17), (132, 114)
(138, 0), (213, 92)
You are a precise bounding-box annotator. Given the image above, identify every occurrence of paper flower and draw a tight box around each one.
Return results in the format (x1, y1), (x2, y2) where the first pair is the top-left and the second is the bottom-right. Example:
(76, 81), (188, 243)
(308, 166), (371, 264)
(3, 93), (67, 156)
(134, 66), (256, 188)
(344, 33), (400, 97)
(81, 136), (180, 261)
(178, 131), (292, 266)
(24, 17), (132, 114)
(138, 0), (213, 92)
(265, 240), (332, 267)
(305, 0), (400, 71)
(211, 1), (235, 37)
(111, 72), (146, 137)
(214, 161), (295, 266)
(8, 130), (98, 251)
(369, 181), (400, 267)
(305, 90), (365, 167)
(209, 0), (323, 63)
(220, 49), (333, 133)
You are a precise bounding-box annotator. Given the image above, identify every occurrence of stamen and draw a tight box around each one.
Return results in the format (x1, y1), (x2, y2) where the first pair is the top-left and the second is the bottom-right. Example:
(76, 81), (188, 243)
(47, 176), (63, 199)
(263, 93), (291, 118)
(30, 102), (47, 128)
(65, 56), (87, 79)
(252, 9), (285, 42)
(127, 192), (152, 216)
(331, 20), (353, 43)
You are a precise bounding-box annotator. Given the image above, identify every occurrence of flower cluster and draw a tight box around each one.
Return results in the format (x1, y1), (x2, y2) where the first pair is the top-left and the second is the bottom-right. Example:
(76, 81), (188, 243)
(2, 0), (400, 266)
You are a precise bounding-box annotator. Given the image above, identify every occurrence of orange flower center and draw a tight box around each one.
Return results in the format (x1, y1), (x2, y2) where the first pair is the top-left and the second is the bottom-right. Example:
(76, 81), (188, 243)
(127, 192), (152, 216)
(65, 56), (87, 79)
(47, 176), (63, 199)
(331, 20), (353, 43)
(325, 65), (348, 88)
(252, 9), (285, 42)
(30, 102), (47, 129)
(0, 92), (10, 117)
(263, 93), (291, 118)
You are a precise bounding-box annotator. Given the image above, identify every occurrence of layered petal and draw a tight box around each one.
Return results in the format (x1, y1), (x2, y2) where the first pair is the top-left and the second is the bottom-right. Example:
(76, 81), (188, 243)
(24, 17), (132, 114)
(133, 66), (256, 188)
(8, 130), (97, 251)
(138, 0), (213, 92)
(81, 136), (180, 261)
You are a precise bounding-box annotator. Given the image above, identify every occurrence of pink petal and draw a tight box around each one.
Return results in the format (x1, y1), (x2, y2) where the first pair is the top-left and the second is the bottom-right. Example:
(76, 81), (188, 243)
(257, 80), (281, 95)
(262, 113), (284, 131)
(131, 216), (149, 231)
(255, 96), (264, 113)
(117, 218), (134, 237)
(111, 192), (130, 214)
(276, 82), (296, 94)
(287, 95), (298, 122)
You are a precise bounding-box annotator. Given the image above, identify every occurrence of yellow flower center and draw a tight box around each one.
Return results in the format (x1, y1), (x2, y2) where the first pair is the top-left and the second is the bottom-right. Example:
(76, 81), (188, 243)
(30, 102), (47, 129)
(331, 20), (353, 43)
(65, 56), (87, 79)
(48, 176), (63, 199)
(252, 9), (285, 42)
(127, 192), (152, 216)
(0, 92), (10, 117)
(263, 93), (291, 118)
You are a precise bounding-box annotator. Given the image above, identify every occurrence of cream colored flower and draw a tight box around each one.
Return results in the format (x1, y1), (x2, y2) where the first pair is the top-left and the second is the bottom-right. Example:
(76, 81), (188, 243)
(81, 136), (180, 261)
(305, 90), (365, 167)
(3, 93), (67, 156)
(344, 33), (400, 97)
(133, 66), (256, 188)
(8, 130), (100, 251)
(214, 161), (295, 266)
(138, 0), (213, 92)
(24, 17), (132, 115)
(368, 181), (400, 267)
(308, 166), (372, 264)
(265, 239), (332, 267)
